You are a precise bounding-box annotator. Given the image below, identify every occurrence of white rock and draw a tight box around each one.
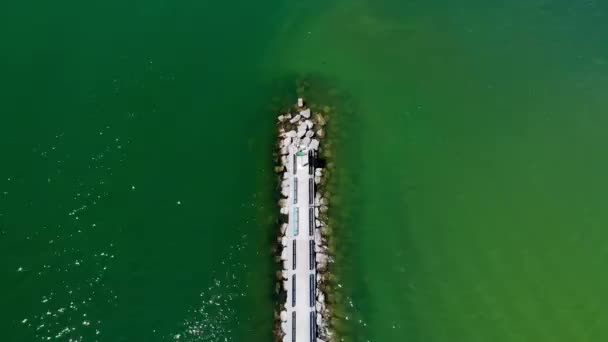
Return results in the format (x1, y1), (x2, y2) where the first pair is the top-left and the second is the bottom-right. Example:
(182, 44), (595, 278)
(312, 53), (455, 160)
(280, 310), (288, 322)
(281, 155), (288, 166)
(281, 237), (288, 247)
(285, 130), (297, 138)
(278, 198), (288, 207)
(284, 113), (292, 120)
(297, 98), (304, 107)
(280, 223), (287, 234)
(316, 128), (325, 138)
(315, 176), (321, 184)
(304, 120), (313, 129)
(309, 139), (320, 150)
(316, 219), (322, 227)
(281, 321), (289, 335)
(305, 130), (314, 138)
(302, 137), (311, 146)
(278, 115), (284, 122)
(319, 197), (327, 206)
(297, 129), (307, 138)
(282, 137), (291, 147)
(280, 249), (288, 260)
(300, 108), (311, 118)
(289, 114), (301, 123)
(315, 168), (323, 174)
(280, 147), (288, 155)
(315, 208), (319, 218)
(280, 207), (289, 215)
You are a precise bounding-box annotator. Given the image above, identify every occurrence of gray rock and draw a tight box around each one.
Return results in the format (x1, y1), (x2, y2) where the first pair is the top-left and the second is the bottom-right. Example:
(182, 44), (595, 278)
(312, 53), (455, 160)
(289, 114), (301, 123)
(282, 137), (291, 147)
(300, 108), (311, 118)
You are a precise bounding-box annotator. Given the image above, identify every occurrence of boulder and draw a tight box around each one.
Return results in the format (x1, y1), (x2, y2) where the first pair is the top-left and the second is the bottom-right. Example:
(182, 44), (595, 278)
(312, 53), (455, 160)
(280, 147), (288, 155)
(278, 198), (288, 207)
(289, 114), (301, 123)
(304, 120), (313, 129)
(316, 128), (325, 138)
(316, 253), (328, 269)
(281, 236), (288, 247)
(320, 205), (328, 213)
(315, 208), (319, 218)
(281, 155), (288, 166)
(280, 207), (289, 215)
(300, 108), (311, 118)
(297, 129), (307, 138)
(280, 249), (288, 260)
(309, 139), (320, 150)
(285, 130), (297, 138)
(314, 113), (326, 126)
(280, 223), (287, 235)
(282, 137), (291, 147)
(278, 115), (284, 122)
(305, 130), (314, 138)
(280, 310), (288, 322)
(302, 137), (311, 146)
(314, 176), (321, 184)
(284, 113), (292, 120)
(315, 219), (322, 227)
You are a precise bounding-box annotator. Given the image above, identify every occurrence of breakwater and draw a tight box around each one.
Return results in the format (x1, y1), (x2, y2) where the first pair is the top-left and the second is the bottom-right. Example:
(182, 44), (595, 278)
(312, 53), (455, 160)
(273, 97), (332, 342)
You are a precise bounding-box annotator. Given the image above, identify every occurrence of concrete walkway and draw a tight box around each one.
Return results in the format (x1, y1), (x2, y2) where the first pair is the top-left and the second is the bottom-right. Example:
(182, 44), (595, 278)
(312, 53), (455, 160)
(284, 146), (316, 342)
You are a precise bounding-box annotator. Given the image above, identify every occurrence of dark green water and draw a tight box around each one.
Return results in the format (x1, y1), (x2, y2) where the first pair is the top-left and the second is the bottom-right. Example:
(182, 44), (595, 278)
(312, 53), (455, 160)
(2, 0), (608, 341)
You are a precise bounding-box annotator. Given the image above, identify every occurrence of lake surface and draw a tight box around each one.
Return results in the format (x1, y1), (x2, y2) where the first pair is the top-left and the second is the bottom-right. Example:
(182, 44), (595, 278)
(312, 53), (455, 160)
(2, 0), (608, 341)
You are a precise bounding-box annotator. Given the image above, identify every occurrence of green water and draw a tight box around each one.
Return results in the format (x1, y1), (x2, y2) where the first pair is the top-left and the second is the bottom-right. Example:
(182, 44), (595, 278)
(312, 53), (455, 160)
(2, 0), (608, 341)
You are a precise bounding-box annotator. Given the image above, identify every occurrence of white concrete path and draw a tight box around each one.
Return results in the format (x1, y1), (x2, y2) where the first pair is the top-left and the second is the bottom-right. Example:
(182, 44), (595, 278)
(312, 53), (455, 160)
(284, 147), (316, 342)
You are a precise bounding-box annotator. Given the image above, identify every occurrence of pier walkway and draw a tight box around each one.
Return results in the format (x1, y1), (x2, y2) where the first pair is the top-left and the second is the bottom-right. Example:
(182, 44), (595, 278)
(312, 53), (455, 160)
(284, 145), (317, 342)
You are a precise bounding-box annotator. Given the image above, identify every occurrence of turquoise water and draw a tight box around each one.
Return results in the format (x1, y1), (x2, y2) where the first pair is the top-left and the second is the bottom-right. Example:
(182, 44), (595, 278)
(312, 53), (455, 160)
(2, 0), (608, 341)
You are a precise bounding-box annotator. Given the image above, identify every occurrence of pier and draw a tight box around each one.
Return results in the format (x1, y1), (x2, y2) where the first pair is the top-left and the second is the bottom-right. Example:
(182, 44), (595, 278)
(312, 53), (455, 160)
(284, 146), (317, 342)
(275, 98), (330, 342)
